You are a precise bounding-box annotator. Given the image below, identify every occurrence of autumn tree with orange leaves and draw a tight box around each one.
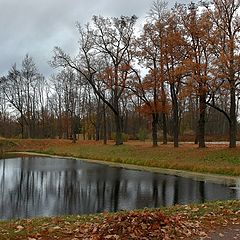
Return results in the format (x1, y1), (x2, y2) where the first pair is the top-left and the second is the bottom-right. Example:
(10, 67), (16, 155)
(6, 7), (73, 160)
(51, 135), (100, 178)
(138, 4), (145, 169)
(203, 0), (240, 148)
(128, 0), (170, 147)
(176, 3), (215, 148)
(163, 9), (187, 147)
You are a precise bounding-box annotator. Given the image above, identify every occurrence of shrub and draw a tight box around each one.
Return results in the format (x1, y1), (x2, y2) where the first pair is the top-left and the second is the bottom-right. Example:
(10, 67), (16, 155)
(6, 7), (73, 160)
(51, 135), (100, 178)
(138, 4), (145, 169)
(137, 128), (147, 141)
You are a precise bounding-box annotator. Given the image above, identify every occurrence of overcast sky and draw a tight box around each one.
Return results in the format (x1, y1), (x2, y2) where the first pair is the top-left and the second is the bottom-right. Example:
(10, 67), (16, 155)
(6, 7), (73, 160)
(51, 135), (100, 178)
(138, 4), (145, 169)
(0, 0), (191, 77)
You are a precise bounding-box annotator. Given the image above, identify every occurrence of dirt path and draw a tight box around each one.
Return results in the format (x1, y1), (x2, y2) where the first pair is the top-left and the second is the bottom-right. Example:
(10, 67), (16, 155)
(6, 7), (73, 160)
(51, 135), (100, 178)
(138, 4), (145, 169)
(203, 224), (240, 239)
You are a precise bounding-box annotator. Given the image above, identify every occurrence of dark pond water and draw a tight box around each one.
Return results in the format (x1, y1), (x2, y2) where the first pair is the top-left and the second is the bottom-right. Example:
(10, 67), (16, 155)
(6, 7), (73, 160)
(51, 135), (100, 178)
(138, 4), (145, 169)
(0, 157), (239, 220)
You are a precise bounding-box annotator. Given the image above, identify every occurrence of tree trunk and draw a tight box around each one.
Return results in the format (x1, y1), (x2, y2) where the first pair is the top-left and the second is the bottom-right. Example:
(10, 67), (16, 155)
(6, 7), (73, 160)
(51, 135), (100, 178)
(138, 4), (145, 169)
(170, 83), (179, 147)
(58, 98), (63, 139)
(82, 121), (86, 140)
(162, 113), (167, 144)
(152, 113), (159, 147)
(114, 114), (123, 145)
(103, 104), (107, 145)
(198, 93), (206, 148)
(95, 98), (101, 141)
(95, 127), (100, 141)
(194, 97), (199, 144)
(23, 116), (31, 139)
(20, 115), (24, 139)
(71, 115), (77, 143)
(161, 80), (167, 145)
(229, 87), (237, 148)
(172, 102), (179, 147)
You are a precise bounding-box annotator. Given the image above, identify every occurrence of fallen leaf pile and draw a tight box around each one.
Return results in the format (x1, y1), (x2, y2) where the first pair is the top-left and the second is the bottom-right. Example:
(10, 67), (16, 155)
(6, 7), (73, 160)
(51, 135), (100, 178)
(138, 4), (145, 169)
(71, 211), (182, 239)
(0, 200), (239, 239)
(9, 211), (204, 240)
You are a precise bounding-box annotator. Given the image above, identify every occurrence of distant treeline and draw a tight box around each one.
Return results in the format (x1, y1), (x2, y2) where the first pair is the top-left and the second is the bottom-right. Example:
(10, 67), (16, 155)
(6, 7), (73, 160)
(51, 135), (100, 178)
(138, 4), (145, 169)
(0, 0), (240, 147)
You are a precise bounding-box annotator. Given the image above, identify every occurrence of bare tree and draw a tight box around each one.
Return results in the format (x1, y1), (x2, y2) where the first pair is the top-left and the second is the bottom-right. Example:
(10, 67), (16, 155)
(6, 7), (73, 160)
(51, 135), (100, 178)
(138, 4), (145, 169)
(2, 55), (44, 138)
(51, 15), (137, 145)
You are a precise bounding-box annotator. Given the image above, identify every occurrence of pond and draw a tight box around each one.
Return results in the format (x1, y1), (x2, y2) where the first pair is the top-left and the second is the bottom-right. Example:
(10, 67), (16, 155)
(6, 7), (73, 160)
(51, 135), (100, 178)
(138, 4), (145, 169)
(0, 156), (239, 220)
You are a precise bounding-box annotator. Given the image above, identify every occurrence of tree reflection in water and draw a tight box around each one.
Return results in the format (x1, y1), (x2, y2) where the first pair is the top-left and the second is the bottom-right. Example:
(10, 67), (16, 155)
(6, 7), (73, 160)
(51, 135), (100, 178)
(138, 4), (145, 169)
(0, 157), (239, 220)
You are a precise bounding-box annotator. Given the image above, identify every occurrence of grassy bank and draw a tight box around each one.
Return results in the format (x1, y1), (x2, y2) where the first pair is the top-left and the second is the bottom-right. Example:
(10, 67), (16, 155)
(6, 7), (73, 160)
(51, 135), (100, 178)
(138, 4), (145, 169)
(3, 139), (240, 176)
(0, 200), (239, 239)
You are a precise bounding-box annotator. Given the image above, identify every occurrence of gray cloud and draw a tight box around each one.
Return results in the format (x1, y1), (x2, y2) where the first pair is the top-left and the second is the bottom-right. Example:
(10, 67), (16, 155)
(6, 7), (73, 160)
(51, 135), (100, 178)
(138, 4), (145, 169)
(0, 0), (191, 77)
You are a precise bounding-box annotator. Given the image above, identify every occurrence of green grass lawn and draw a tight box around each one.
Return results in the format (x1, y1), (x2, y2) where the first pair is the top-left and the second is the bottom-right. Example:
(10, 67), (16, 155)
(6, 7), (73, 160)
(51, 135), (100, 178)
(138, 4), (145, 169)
(1, 138), (240, 176)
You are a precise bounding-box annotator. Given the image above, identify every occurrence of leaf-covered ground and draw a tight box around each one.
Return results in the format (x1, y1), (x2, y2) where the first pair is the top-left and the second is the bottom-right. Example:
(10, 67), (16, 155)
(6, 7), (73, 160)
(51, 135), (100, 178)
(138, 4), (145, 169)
(0, 200), (239, 239)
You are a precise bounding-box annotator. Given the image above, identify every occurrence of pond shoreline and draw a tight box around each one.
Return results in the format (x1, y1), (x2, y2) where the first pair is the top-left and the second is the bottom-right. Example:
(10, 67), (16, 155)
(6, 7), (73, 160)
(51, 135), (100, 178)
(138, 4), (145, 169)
(1, 151), (239, 240)
(8, 151), (240, 185)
